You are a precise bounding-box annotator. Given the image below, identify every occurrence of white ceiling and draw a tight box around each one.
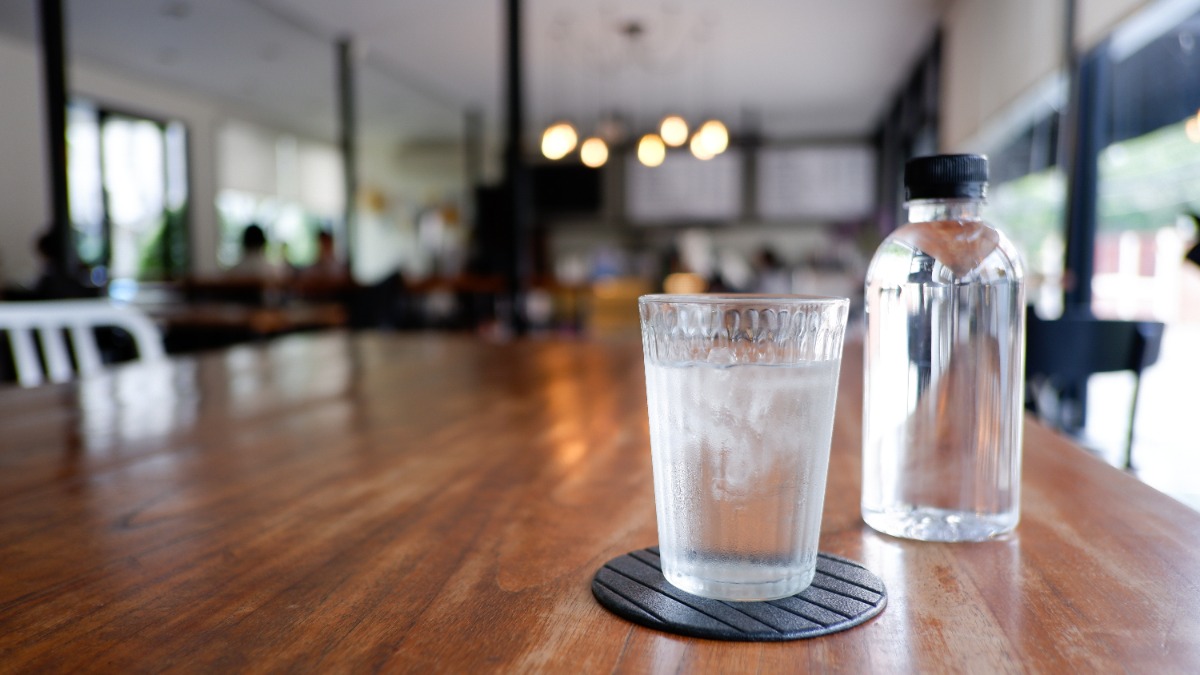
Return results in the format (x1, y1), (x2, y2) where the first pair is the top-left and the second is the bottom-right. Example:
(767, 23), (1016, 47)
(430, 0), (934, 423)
(0, 0), (942, 147)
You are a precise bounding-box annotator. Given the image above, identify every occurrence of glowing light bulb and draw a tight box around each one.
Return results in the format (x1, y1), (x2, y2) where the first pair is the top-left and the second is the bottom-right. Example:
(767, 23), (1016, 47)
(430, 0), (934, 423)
(541, 122), (578, 160)
(660, 115), (689, 147)
(1188, 117), (1200, 144)
(689, 131), (715, 160)
(637, 133), (666, 167)
(580, 137), (609, 168)
(698, 119), (729, 155)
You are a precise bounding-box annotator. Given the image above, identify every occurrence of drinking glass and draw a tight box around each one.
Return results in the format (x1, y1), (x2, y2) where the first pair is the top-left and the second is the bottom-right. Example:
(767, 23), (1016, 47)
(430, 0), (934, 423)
(639, 294), (850, 601)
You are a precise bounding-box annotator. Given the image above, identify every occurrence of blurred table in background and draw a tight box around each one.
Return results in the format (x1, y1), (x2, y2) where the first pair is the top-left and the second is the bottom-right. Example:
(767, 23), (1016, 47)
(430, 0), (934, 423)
(134, 277), (350, 350)
(587, 277), (652, 335)
(151, 301), (347, 335)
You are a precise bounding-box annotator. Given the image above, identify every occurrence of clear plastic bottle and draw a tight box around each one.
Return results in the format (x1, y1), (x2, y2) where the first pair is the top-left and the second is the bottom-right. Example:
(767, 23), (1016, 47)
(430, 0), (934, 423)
(861, 154), (1025, 542)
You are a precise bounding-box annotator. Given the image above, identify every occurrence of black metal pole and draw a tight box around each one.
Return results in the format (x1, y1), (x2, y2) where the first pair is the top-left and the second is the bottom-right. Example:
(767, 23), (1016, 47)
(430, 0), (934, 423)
(1062, 45), (1107, 315)
(1056, 0), (1077, 170)
(465, 107), (483, 191)
(463, 107), (484, 277)
(1058, 35), (1110, 432)
(336, 38), (357, 268)
(740, 108), (760, 223)
(38, 0), (72, 278)
(504, 0), (530, 334)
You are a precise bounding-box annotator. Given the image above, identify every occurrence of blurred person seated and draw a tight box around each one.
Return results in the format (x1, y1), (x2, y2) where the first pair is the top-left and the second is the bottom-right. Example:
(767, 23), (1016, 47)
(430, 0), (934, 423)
(227, 224), (285, 281)
(294, 230), (357, 314)
(31, 228), (96, 299)
(299, 231), (349, 285)
(207, 223), (287, 308)
(753, 247), (792, 294)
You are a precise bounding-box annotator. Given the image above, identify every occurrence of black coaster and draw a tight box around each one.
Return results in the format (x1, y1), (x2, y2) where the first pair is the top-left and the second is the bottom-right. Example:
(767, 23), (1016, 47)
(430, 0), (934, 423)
(592, 547), (886, 641)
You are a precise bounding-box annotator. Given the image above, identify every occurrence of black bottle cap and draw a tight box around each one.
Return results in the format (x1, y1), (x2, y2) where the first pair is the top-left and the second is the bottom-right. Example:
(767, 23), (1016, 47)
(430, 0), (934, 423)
(904, 154), (988, 200)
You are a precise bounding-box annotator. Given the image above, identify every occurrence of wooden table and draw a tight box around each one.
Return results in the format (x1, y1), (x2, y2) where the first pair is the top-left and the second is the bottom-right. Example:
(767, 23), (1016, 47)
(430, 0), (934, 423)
(2, 331), (1199, 672)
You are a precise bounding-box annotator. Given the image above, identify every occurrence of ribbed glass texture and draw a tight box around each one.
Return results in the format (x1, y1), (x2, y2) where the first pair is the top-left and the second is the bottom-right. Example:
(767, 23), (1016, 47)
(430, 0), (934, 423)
(639, 295), (849, 601)
(640, 295), (848, 367)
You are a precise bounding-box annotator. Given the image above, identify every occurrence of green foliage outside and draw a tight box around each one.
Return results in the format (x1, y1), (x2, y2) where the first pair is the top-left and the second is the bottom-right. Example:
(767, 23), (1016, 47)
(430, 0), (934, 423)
(987, 168), (1066, 270)
(987, 116), (1200, 272)
(135, 205), (189, 280)
(1098, 119), (1200, 233)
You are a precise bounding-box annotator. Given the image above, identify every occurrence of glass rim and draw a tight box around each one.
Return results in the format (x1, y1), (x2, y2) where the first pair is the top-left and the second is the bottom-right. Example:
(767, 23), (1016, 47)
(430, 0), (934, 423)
(638, 293), (849, 306)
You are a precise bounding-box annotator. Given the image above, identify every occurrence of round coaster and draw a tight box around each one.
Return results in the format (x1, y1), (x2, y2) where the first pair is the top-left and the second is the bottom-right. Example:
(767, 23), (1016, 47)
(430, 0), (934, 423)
(592, 547), (886, 641)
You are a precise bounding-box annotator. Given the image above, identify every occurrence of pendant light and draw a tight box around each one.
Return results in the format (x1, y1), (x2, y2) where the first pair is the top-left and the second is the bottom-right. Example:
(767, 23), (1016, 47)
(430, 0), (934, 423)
(637, 133), (666, 167)
(693, 119), (729, 158)
(659, 115), (689, 147)
(541, 122), (578, 160)
(689, 131), (715, 160)
(580, 137), (609, 168)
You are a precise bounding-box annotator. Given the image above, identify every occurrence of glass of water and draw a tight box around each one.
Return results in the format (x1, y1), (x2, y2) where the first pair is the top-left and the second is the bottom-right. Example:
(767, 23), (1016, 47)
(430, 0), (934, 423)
(639, 294), (850, 602)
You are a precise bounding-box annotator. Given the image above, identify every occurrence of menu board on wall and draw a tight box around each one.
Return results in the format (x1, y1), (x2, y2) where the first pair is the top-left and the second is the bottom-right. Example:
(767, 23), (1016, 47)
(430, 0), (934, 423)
(625, 150), (743, 224)
(756, 145), (875, 221)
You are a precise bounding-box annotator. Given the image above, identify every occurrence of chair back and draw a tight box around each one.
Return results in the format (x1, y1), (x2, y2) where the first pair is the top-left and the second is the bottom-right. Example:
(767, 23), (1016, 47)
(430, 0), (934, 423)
(1025, 313), (1164, 385)
(0, 300), (164, 387)
(1025, 310), (1165, 469)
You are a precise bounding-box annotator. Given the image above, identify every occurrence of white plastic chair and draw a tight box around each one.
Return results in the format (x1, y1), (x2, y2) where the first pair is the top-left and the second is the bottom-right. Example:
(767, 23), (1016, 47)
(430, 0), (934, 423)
(0, 300), (165, 387)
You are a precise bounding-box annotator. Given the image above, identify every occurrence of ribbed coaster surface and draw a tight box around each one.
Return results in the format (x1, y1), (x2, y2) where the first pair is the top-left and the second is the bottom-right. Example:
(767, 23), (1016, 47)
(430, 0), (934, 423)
(592, 547), (886, 641)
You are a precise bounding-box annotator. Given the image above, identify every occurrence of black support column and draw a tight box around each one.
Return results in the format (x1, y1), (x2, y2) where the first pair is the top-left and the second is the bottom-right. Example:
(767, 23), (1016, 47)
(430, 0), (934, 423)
(503, 0), (530, 334)
(38, 0), (72, 277)
(1062, 44), (1109, 315)
(337, 38), (357, 268)
(465, 107), (484, 190)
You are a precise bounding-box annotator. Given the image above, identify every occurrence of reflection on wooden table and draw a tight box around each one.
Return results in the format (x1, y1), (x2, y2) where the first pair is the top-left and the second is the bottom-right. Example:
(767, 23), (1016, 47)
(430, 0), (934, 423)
(1, 331), (1199, 671)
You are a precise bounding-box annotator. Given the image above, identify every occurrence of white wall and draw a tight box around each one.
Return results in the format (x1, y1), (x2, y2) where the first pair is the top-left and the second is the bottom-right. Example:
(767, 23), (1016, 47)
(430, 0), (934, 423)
(0, 34), (50, 285)
(941, 0), (1066, 151)
(939, 0), (1157, 152)
(1077, 0), (1155, 50)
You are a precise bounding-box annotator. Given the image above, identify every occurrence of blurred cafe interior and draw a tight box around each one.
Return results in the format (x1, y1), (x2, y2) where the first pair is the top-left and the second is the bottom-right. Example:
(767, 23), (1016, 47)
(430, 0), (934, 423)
(0, 0), (1198, 510)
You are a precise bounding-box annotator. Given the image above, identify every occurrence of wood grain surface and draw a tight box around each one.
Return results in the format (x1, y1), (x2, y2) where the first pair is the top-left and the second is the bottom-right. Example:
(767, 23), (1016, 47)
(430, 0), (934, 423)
(2, 331), (1198, 673)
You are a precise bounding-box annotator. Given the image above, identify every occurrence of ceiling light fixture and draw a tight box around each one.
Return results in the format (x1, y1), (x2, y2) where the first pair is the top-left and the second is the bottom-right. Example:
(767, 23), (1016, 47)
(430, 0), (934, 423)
(689, 131), (715, 160)
(637, 133), (666, 167)
(660, 115), (689, 147)
(693, 119), (729, 158)
(541, 122), (578, 160)
(580, 137), (609, 168)
(534, 9), (733, 168)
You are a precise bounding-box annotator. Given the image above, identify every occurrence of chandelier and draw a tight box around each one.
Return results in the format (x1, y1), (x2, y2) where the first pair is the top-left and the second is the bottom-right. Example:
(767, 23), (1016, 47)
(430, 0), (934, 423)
(543, 115), (729, 168)
(537, 8), (730, 168)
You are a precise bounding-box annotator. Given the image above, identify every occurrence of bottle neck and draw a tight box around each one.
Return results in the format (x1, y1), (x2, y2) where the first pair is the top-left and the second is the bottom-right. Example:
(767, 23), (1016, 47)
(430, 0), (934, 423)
(906, 198), (984, 223)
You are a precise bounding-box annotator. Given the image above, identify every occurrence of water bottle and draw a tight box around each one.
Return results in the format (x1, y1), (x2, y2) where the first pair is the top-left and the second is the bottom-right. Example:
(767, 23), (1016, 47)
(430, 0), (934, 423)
(861, 154), (1026, 542)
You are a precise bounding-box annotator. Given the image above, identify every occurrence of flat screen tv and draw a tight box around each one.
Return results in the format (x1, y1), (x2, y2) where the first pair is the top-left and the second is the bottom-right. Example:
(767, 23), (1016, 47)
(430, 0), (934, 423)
(530, 164), (602, 216)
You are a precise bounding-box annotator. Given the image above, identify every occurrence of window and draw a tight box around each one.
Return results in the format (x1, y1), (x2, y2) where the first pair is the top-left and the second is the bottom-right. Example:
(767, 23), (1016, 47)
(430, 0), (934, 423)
(66, 101), (189, 283)
(214, 121), (343, 270)
(972, 76), (1068, 319)
(989, 167), (1067, 317)
(1070, 3), (1200, 488)
(1094, 7), (1200, 322)
(1095, 120), (1200, 321)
